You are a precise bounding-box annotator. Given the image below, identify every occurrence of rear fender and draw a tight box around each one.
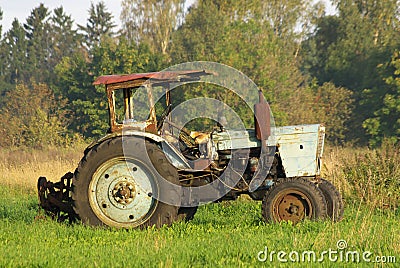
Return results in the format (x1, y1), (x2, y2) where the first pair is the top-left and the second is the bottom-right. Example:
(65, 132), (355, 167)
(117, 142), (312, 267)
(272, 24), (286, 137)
(85, 131), (190, 170)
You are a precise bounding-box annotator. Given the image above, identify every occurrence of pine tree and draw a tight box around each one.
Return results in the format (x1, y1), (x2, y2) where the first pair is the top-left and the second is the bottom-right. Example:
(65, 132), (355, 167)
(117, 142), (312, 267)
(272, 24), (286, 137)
(23, 3), (51, 83)
(78, 1), (116, 50)
(48, 7), (82, 87)
(1, 19), (29, 84)
(50, 7), (80, 62)
(0, 7), (3, 36)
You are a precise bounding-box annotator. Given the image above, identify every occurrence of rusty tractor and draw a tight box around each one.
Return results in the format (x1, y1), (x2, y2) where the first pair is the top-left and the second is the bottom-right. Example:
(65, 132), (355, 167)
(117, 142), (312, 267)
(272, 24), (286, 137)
(38, 69), (343, 228)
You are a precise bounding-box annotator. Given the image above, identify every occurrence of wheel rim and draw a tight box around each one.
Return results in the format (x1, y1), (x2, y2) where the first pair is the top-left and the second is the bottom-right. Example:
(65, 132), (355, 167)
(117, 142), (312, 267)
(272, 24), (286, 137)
(272, 189), (313, 223)
(89, 157), (158, 228)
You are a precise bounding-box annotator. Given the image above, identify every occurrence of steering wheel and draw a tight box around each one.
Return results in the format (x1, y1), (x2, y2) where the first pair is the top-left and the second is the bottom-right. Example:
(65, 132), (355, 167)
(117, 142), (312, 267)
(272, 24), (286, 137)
(158, 112), (200, 159)
(157, 104), (172, 131)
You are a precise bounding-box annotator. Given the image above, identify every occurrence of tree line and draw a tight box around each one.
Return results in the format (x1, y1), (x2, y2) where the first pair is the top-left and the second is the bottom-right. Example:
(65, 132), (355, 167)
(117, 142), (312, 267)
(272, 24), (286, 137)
(0, 0), (398, 148)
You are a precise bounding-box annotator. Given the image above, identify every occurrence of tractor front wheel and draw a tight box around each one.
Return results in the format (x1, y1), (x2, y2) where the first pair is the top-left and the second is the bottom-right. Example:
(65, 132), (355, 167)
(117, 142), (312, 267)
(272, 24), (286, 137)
(262, 177), (327, 224)
(317, 179), (344, 221)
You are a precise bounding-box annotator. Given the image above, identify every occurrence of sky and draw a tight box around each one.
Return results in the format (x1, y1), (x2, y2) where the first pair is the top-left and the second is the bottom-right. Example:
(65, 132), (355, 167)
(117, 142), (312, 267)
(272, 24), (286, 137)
(0, 0), (123, 32)
(0, 0), (336, 33)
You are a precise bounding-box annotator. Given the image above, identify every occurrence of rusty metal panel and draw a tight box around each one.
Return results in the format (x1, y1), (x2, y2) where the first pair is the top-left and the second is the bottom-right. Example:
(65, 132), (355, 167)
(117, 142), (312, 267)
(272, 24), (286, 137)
(254, 90), (271, 140)
(93, 70), (212, 86)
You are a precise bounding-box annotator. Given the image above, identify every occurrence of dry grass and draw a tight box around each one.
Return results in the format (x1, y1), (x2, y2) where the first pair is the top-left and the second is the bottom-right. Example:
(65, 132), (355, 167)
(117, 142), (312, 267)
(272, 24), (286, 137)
(323, 142), (400, 209)
(1, 142), (399, 209)
(322, 146), (359, 199)
(0, 145), (86, 190)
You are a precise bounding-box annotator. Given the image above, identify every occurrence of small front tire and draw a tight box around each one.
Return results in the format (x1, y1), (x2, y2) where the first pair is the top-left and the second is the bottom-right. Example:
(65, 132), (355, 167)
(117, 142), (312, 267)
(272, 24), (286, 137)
(262, 177), (327, 224)
(317, 179), (344, 222)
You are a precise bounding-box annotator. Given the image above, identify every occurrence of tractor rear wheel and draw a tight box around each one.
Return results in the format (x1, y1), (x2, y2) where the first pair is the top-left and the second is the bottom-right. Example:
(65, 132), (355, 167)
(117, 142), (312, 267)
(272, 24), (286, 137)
(262, 177), (327, 224)
(317, 179), (344, 221)
(72, 136), (181, 228)
(178, 207), (198, 221)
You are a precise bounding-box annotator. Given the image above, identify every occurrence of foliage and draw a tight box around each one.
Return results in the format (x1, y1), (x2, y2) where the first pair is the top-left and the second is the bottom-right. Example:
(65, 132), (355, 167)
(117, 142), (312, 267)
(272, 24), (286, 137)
(23, 3), (51, 84)
(0, 0), (399, 145)
(0, 19), (29, 84)
(47, 7), (82, 87)
(362, 51), (400, 145)
(0, 7), (2, 35)
(121, 0), (185, 55)
(0, 5), (82, 92)
(0, 82), (71, 147)
(78, 1), (116, 51)
(54, 37), (162, 137)
(54, 52), (108, 137)
(311, 82), (354, 144)
(167, 0), (354, 143)
(302, 0), (400, 145)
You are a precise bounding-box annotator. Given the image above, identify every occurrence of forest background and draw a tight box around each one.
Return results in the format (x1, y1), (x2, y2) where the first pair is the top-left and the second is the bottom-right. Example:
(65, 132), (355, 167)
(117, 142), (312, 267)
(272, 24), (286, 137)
(0, 0), (399, 147)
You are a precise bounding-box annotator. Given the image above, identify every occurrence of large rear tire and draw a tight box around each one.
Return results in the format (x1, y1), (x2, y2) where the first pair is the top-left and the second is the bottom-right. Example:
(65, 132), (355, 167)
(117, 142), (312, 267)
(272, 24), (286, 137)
(178, 207), (198, 221)
(72, 136), (180, 228)
(262, 177), (327, 224)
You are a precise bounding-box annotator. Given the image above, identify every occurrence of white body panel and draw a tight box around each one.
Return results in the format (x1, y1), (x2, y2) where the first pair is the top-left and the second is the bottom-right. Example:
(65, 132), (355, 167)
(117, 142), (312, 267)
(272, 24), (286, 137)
(212, 124), (325, 177)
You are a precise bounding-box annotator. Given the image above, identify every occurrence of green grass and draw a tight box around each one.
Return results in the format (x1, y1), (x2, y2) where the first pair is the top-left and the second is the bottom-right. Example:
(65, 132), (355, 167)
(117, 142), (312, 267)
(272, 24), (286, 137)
(0, 186), (398, 267)
(0, 144), (399, 267)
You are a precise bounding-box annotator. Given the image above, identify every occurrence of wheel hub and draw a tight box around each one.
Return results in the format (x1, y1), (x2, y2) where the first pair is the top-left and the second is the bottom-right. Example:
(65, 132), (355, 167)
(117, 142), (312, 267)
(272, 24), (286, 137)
(288, 204), (299, 214)
(275, 190), (312, 223)
(112, 181), (136, 205)
(89, 158), (157, 227)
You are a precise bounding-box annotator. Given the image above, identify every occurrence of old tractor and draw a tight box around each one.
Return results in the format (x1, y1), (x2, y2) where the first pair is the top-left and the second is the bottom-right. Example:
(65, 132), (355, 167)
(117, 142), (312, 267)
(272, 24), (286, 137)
(38, 69), (343, 228)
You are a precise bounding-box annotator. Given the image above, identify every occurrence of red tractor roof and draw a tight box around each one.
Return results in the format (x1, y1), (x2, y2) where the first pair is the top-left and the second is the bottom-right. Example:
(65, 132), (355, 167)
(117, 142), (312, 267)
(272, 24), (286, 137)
(93, 70), (212, 86)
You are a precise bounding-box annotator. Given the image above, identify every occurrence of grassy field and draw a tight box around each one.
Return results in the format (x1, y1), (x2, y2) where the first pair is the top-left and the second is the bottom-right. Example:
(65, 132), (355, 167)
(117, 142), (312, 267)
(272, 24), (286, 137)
(0, 145), (399, 267)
